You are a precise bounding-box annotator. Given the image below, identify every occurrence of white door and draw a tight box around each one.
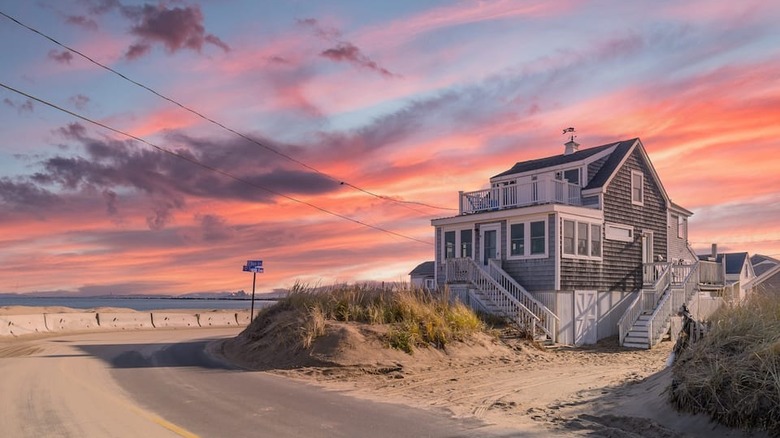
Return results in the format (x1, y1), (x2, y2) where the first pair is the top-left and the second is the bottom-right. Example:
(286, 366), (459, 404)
(574, 290), (597, 346)
(642, 231), (654, 283)
(480, 223), (501, 268)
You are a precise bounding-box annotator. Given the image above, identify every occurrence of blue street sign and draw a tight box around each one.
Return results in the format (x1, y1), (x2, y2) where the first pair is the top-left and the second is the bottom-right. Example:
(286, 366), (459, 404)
(243, 260), (264, 273)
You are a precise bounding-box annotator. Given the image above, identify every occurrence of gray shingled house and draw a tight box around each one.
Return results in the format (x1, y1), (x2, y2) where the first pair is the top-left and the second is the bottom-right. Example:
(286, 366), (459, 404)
(432, 137), (720, 347)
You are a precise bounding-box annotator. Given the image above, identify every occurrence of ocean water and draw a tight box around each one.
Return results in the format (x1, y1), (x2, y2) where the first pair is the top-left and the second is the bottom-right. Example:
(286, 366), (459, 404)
(0, 296), (277, 312)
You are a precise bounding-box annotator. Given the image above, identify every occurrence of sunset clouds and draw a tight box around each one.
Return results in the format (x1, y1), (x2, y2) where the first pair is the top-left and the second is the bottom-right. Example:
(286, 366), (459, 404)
(0, 0), (778, 295)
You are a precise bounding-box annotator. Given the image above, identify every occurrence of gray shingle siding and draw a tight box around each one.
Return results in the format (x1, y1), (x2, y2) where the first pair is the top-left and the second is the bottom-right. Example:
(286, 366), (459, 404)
(501, 214), (556, 292)
(668, 215), (692, 262)
(600, 147), (667, 291)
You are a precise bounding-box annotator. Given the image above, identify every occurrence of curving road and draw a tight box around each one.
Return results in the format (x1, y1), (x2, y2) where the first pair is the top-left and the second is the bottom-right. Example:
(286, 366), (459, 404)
(0, 328), (529, 437)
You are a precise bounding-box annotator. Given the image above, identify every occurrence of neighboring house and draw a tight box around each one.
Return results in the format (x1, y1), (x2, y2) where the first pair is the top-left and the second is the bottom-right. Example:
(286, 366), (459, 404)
(751, 254), (779, 278)
(744, 255), (780, 296)
(432, 137), (717, 348)
(697, 250), (756, 302)
(409, 261), (435, 290)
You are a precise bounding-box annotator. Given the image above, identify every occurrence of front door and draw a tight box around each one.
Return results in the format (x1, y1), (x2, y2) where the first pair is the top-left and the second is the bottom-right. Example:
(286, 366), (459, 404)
(574, 290), (598, 346)
(642, 231), (654, 284)
(480, 223), (501, 267)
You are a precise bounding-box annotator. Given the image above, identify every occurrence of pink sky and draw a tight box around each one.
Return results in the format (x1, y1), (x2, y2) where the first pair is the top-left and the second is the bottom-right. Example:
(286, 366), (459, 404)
(0, 0), (778, 295)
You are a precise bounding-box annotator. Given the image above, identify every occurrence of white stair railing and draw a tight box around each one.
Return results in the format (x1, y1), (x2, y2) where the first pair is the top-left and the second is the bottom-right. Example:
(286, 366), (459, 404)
(487, 259), (558, 341)
(447, 258), (544, 338)
(617, 263), (671, 346)
(617, 293), (644, 345)
(646, 262), (700, 347)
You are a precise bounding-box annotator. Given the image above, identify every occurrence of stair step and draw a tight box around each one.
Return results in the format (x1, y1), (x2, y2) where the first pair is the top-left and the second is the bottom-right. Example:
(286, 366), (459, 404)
(623, 341), (650, 349)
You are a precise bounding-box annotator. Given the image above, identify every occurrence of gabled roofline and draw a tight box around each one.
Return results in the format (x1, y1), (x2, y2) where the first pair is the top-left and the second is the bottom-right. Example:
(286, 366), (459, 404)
(489, 144), (617, 184)
(743, 262), (780, 290)
(670, 201), (694, 216)
(580, 139), (671, 206)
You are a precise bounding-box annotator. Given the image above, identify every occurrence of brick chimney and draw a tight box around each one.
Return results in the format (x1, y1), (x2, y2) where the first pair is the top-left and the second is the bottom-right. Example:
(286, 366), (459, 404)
(711, 243), (718, 259)
(564, 138), (580, 155)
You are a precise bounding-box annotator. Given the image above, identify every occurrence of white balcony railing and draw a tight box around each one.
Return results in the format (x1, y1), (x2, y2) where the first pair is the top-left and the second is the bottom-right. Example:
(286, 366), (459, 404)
(460, 179), (581, 214)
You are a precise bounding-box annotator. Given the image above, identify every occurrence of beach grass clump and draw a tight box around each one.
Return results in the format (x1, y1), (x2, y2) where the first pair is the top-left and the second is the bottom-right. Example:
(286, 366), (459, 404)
(269, 282), (484, 353)
(669, 291), (780, 434)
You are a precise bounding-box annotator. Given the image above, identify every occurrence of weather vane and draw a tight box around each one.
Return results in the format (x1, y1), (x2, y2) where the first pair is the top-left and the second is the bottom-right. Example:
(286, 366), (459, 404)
(562, 126), (576, 142)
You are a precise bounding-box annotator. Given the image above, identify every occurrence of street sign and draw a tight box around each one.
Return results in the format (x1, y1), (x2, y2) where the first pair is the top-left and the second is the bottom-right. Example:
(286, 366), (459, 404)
(243, 260), (264, 273)
(242, 260), (264, 321)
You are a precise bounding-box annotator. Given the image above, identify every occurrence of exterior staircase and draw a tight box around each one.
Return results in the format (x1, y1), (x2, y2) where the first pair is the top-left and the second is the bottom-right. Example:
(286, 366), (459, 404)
(622, 314), (656, 349)
(445, 258), (558, 343)
(618, 262), (700, 349)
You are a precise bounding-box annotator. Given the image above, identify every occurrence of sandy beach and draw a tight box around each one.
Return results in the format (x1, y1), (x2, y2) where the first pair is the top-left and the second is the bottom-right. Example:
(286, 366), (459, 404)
(226, 328), (765, 437)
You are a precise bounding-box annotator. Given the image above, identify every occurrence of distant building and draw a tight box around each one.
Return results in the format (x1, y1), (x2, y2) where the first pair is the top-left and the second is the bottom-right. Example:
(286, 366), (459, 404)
(409, 261), (435, 290)
(697, 251), (755, 302)
(745, 254), (780, 296)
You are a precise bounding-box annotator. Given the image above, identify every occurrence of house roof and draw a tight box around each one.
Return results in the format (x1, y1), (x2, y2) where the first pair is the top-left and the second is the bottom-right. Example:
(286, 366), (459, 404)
(698, 252), (748, 275)
(491, 138), (638, 182)
(751, 254), (779, 277)
(670, 201), (694, 216)
(490, 138), (644, 193)
(755, 263), (777, 277)
(583, 139), (637, 190)
(492, 140), (628, 179)
(751, 254), (779, 266)
(409, 261), (435, 277)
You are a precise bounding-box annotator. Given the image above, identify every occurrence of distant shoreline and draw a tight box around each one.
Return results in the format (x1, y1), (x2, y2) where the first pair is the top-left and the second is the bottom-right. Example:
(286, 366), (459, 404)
(0, 296), (277, 312)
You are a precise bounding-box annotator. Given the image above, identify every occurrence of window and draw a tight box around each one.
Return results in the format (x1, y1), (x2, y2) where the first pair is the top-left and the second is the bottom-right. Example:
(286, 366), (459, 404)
(562, 218), (603, 260)
(577, 222), (589, 256)
(631, 170), (644, 205)
(444, 231), (456, 259)
(443, 228), (474, 260)
(563, 169), (580, 185)
(460, 229), (473, 257)
(507, 218), (547, 258)
(591, 224), (602, 257)
(530, 221), (546, 255)
(563, 220), (575, 255)
(556, 169), (581, 185)
(677, 217), (685, 239)
(510, 223), (525, 256)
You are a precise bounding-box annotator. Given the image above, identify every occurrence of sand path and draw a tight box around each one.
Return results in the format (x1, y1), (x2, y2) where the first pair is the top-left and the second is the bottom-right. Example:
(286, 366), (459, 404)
(273, 339), (765, 437)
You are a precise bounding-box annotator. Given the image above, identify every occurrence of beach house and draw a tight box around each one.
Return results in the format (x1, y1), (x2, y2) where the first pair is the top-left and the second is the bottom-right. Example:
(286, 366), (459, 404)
(431, 137), (723, 347)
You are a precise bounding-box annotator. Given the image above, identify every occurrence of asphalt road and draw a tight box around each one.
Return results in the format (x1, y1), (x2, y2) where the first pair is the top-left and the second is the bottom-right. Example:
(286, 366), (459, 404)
(0, 328), (528, 437)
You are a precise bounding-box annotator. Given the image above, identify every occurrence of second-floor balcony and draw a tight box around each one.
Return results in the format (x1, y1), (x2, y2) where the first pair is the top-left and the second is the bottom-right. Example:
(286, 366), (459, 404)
(459, 179), (581, 214)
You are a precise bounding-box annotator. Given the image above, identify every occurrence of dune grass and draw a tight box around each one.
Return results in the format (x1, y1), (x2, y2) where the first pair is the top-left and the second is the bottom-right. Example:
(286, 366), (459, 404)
(267, 282), (484, 353)
(669, 291), (780, 434)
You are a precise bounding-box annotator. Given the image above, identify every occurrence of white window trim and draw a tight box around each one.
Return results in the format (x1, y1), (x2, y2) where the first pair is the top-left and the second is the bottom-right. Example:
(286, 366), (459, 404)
(442, 226), (475, 260)
(561, 217), (603, 261)
(631, 170), (644, 206)
(506, 216), (548, 260)
(605, 222), (634, 242)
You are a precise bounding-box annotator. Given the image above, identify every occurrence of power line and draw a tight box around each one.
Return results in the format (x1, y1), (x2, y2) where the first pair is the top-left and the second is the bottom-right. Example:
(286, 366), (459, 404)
(0, 9), (457, 214)
(0, 81), (433, 246)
